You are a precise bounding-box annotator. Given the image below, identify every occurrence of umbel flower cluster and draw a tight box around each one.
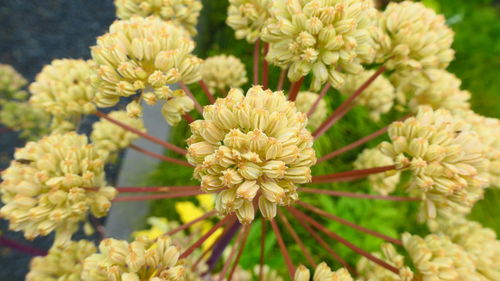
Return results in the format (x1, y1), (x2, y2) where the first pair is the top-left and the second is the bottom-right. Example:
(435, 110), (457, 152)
(0, 1), (499, 281)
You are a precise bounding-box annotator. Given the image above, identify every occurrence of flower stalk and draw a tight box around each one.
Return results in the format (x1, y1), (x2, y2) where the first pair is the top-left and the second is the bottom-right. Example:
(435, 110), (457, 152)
(129, 144), (193, 167)
(311, 165), (397, 184)
(179, 82), (203, 114)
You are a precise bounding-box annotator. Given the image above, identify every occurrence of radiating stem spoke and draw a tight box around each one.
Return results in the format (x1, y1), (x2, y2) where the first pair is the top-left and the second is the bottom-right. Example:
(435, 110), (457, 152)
(311, 165), (396, 184)
(129, 144), (192, 167)
(262, 43), (269, 89)
(307, 83), (331, 117)
(179, 82), (203, 114)
(278, 209), (316, 268)
(259, 219), (267, 281)
(288, 77), (305, 101)
(116, 186), (199, 193)
(299, 187), (420, 201)
(227, 224), (252, 281)
(254, 39), (260, 85)
(182, 113), (195, 124)
(0, 235), (47, 256)
(199, 80), (216, 104)
(218, 225), (247, 281)
(277, 68), (286, 91)
(167, 210), (217, 236)
(112, 189), (203, 202)
(270, 219), (295, 279)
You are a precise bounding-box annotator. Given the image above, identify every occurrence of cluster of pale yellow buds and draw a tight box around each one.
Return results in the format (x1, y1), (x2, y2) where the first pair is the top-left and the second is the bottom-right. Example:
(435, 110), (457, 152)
(114, 0), (202, 36)
(187, 86), (316, 223)
(91, 110), (145, 162)
(82, 235), (184, 281)
(0, 133), (117, 245)
(378, 1), (455, 71)
(295, 263), (352, 281)
(354, 148), (400, 195)
(29, 59), (97, 119)
(200, 55), (248, 94)
(357, 243), (413, 281)
(379, 106), (488, 224)
(391, 69), (471, 114)
(0, 63), (28, 101)
(227, 0), (272, 43)
(436, 217), (500, 280)
(402, 233), (485, 281)
(27, 240), (97, 281)
(339, 70), (396, 121)
(261, 0), (377, 90)
(0, 101), (50, 140)
(91, 16), (200, 124)
(295, 91), (328, 130)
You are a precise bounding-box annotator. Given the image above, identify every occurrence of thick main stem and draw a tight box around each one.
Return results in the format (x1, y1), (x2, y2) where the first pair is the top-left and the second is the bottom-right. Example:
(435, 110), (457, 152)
(95, 111), (187, 155)
(129, 144), (192, 167)
(313, 65), (387, 139)
(288, 207), (400, 275)
(311, 165), (396, 184)
(270, 219), (295, 279)
(307, 83), (331, 117)
(278, 209), (316, 268)
(181, 215), (233, 259)
(297, 201), (402, 245)
(179, 82), (203, 114)
(288, 76), (305, 101)
(299, 187), (420, 201)
(262, 43), (269, 89)
(198, 80), (216, 104)
(112, 189), (203, 202)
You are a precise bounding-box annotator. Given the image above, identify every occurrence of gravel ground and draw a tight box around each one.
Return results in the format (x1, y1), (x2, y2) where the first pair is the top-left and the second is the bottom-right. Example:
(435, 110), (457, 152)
(0, 1), (116, 279)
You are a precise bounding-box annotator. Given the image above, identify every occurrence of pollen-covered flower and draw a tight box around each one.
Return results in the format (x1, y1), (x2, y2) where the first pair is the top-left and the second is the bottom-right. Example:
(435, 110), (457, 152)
(114, 0), (202, 36)
(295, 263), (353, 281)
(82, 235), (184, 281)
(379, 106), (488, 224)
(0, 101), (50, 140)
(295, 91), (328, 130)
(379, 1), (455, 71)
(227, 0), (273, 43)
(357, 243), (414, 281)
(29, 59), (97, 119)
(187, 86), (316, 223)
(200, 55), (248, 94)
(0, 133), (117, 245)
(91, 110), (145, 162)
(27, 240), (97, 281)
(261, 0), (378, 90)
(402, 233), (484, 281)
(0, 63), (28, 101)
(91, 16), (200, 125)
(339, 70), (396, 121)
(436, 217), (500, 281)
(391, 69), (470, 114)
(354, 148), (400, 195)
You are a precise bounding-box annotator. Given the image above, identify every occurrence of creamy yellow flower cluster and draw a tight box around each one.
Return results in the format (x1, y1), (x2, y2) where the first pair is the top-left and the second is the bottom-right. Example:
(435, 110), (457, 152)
(0, 63), (28, 101)
(295, 263), (353, 281)
(357, 243), (413, 281)
(201, 54), (248, 94)
(0, 99), (51, 141)
(226, 0), (272, 43)
(0, 133), (117, 245)
(91, 16), (200, 125)
(295, 91), (328, 130)
(114, 0), (202, 36)
(187, 86), (316, 223)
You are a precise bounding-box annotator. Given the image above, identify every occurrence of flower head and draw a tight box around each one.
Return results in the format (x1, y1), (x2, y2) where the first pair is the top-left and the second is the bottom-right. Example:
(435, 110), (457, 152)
(357, 243), (413, 281)
(187, 86), (316, 223)
(114, 0), (202, 36)
(379, 1), (455, 71)
(339, 69), (396, 121)
(91, 16), (200, 124)
(91, 110), (145, 162)
(201, 55), (248, 94)
(354, 148), (400, 195)
(0, 101), (50, 140)
(27, 240), (97, 281)
(295, 263), (353, 281)
(261, 0), (378, 90)
(82, 235), (184, 281)
(29, 59), (97, 118)
(0, 132), (117, 245)
(0, 63), (28, 101)
(295, 91), (328, 130)
(379, 106), (488, 224)
(227, 0), (273, 43)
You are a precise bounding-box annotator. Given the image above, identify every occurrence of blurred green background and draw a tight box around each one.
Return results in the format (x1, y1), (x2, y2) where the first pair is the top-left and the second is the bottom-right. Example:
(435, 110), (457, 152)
(146, 0), (500, 277)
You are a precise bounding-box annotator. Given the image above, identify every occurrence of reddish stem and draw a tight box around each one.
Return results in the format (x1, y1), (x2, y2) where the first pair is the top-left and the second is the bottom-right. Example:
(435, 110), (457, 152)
(129, 144), (192, 167)
(179, 82), (203, 114)
(262, 43), (269, 89)
(0, 235), (47, 256)
(253, 39), (260, 85)
(307, 83), (331, 117)
(297, 201), (402, 246)
(227, 224), (252, 281)
(259, 219), (267, 281)
(112, 189), (203, 202)
(218, 225), (246, 281)
(299, 187), (420, 201)
(278, 209), (316, 268)
(116, 186), (200, 193)
(311, 165), (396, 184)
(95, 111), (187, 155)
(183, 113), (195, 124)
(193, 218), (235, 270)
(199, 80), (216, 104)
(288, 207), (400, 275)
(277, 68), (286, 91)
(288, 76), (305, 101)
(313, 65), (387, 139)
(167, 210), (217, 236)
(286, 208), (355, 275)
(181, 215), (233, 259)
(270, 219), (295, 279)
